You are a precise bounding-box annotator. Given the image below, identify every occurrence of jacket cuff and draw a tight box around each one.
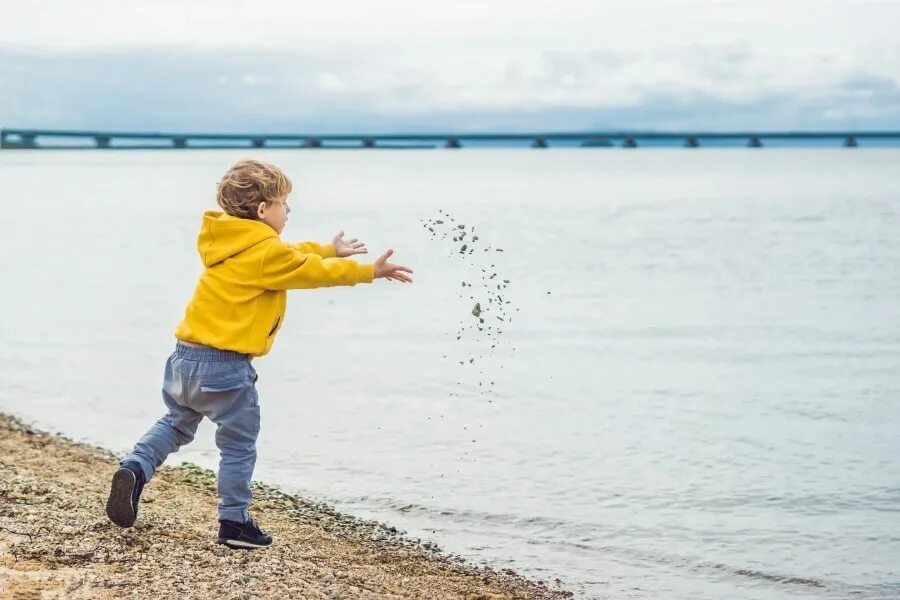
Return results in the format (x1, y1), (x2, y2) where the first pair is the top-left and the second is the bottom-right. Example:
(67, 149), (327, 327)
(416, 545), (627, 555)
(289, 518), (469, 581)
(358, 263), (375, 283)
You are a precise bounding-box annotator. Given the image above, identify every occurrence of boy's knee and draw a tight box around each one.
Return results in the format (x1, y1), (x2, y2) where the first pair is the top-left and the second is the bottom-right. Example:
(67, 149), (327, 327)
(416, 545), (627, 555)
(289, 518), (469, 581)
(214, 420), (259, 451)
(216, 435), (258, 457)
(163, 416), (198, 446)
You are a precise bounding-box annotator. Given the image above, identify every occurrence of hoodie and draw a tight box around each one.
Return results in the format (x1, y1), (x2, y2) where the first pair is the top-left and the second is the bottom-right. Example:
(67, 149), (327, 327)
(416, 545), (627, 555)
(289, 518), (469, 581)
(174, 211), (374, 357)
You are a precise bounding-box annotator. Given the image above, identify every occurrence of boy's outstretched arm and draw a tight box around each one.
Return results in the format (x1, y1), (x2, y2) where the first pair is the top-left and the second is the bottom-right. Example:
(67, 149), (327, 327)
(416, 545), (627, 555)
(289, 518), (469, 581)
(290, 240), (336, 258)
(291, 231), (368, 259)
(258, 242), (412, 290)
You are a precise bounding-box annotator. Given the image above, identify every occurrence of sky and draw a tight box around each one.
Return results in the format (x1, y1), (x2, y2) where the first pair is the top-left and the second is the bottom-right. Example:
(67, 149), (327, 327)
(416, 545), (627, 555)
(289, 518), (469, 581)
(2, 0), (899, 133)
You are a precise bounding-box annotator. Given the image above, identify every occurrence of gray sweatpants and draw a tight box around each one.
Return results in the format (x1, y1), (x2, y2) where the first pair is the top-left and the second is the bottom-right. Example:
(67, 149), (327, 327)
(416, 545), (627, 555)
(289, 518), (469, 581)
(121, 342), (260, 523)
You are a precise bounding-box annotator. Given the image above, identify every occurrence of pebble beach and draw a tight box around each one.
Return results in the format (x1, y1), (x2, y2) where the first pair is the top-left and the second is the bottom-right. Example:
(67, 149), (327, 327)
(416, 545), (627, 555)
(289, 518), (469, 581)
(0, 413), (570, 600)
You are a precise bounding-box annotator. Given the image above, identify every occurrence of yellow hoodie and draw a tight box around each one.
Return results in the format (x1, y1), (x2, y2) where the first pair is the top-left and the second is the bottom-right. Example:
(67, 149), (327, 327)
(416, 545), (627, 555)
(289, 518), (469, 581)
(175, 211), (374, 357)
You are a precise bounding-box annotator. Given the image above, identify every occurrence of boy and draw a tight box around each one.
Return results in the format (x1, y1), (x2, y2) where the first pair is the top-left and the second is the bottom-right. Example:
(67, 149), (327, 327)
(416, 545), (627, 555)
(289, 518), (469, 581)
(106, 159), (412, 549)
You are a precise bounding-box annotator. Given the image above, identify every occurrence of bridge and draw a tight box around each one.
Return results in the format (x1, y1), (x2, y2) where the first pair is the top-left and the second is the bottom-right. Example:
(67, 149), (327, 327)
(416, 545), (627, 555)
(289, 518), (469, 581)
(2, 128), (900, 149)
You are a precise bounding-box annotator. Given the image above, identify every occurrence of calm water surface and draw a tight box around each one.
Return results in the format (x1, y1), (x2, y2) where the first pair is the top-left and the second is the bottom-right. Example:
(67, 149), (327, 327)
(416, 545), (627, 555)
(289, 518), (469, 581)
(1, 149), (898, 599)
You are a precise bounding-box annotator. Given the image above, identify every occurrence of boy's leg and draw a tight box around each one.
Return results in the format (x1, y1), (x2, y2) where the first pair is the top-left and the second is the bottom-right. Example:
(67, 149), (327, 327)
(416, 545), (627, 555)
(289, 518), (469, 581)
(179, 357), (268, 546)
(206, 383), (260, 523)
(109, 355), (202, 527)
(120, 386), (204, 482)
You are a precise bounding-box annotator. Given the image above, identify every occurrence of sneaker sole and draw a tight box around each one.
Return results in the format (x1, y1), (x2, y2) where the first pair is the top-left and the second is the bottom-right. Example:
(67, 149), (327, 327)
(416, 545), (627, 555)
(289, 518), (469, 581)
(106, 468), (137, 528)
(217, 538), (272, 550)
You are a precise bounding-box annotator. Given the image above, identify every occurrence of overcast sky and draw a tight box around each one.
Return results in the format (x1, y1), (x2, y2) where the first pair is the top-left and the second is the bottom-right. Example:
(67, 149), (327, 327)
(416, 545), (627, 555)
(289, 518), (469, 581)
(2, 0), (899, 132)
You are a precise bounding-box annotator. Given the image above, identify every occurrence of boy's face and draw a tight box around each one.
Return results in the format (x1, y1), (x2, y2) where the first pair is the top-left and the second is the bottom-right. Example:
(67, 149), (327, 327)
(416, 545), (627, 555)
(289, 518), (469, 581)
(256, 194), (291, 234)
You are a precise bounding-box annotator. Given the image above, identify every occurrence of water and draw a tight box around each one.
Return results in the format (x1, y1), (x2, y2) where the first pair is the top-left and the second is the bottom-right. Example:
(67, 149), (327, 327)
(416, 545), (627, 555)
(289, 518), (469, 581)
(1, 149), (898, 599)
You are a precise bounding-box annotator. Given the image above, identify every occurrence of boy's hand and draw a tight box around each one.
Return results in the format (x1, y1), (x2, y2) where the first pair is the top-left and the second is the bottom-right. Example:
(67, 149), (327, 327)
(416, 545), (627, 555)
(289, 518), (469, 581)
(333, 230), (368, 258)
(374, 249), (413, 283)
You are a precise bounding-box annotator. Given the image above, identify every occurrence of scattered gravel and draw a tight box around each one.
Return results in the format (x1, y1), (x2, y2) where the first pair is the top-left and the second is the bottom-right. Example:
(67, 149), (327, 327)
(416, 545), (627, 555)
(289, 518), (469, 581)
(420, 210), (516, 401)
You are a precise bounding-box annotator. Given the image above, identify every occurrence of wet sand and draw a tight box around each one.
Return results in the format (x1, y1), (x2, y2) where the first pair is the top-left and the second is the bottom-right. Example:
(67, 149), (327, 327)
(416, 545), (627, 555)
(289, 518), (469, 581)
(0, 413), (570, 600)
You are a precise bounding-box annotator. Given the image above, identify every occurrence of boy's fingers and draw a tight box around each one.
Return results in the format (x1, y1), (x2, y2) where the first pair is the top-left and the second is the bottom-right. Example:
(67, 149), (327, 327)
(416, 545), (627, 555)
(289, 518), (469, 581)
(347, 238), (358, 244)
(384, 262), (412, 275)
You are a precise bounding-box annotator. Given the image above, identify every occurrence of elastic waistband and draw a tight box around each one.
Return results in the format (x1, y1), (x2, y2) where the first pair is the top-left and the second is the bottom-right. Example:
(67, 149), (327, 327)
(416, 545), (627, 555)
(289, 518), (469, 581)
(174, 341), (249, 362)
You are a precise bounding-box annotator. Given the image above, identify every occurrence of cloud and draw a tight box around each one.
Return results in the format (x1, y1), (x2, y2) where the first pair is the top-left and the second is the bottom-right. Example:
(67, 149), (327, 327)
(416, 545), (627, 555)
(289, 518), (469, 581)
(2, 2), (899, 131)
(1, 46), (899, 133)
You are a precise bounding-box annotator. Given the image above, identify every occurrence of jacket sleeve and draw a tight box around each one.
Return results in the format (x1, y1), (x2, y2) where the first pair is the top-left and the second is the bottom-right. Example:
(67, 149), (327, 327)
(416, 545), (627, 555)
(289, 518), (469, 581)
(259, 241), (373, 290)
(291, 241), (336, 258)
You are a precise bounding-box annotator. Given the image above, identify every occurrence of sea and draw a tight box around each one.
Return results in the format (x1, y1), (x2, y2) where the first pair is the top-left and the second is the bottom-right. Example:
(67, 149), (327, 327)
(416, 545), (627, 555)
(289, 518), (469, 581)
(1, 148), (898, 599)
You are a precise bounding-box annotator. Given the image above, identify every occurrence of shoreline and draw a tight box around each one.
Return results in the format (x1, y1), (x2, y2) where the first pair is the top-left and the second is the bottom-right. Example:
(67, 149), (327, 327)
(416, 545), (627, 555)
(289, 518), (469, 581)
(0, 412), (571, 599)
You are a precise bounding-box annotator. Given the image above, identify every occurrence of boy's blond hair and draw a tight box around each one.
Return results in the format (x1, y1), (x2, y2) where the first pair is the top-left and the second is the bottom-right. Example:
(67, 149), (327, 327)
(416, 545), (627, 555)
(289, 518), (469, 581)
(216, 159), (292, 219)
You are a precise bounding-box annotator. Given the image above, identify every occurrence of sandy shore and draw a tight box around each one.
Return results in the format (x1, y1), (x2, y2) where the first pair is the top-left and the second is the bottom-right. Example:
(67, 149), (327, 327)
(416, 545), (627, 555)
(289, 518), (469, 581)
(0, 413), (571, 599)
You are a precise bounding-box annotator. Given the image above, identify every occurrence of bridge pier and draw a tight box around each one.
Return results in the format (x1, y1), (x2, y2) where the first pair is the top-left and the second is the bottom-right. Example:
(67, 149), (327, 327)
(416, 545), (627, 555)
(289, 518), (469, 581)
(362, 138), (376, 148)
(301, 138), (322, 148)
(624, 136), (637, 148)
(684, 136), (699, 148)
(95, 136), (111, 149)
(173, 137), (188, 149)
(445, 138), (461, 149)
(531, 138), (548, 148)
(251, 138), (265, 148)
(748, 136), (763, 148)
(2, 133), (39, 149)
(843, 136), (858, 147)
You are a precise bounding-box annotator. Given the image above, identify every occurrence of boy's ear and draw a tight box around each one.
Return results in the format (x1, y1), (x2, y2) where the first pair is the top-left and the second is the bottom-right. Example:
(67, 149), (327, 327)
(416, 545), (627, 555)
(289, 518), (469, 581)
(256, 201), (266, 219)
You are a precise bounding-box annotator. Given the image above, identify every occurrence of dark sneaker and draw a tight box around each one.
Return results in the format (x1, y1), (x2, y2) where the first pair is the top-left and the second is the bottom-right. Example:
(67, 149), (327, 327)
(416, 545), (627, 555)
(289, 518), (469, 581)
(217, 517), (273, 549)
(106, 461), (145, 528)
